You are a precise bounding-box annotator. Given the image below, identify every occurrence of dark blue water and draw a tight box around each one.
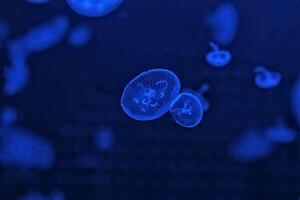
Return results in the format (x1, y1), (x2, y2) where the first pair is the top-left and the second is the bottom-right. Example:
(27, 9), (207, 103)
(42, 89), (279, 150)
(0, 0), (300, 199)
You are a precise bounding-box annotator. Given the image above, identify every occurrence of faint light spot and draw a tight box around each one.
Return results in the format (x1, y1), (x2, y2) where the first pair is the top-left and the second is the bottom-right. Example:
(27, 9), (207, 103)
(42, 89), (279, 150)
(94, 126), (114, 151)
(292, 76), (300, 126)
(264, 120), (297, 144)
(0, 106), (17, 127)
(230, 131), (273, 162)
(67, 24), (92, 47)
(254, 66), (281, 89)
(0, 127), (55, 169)
(206, 42), (231, 68)
(26, 0), (50, 4)
(205, 3), (239, 45)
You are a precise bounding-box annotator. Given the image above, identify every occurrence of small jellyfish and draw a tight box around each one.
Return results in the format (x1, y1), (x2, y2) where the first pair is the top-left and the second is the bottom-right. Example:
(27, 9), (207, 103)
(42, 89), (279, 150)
(0, 106), (18, 127)
(0, 127), (55, 168)
(206, 42), (232, 68)
(26, 0), (50, 4)
(20, 14), (70, 54)
(169, 92), (204, 128)
(292, 76), (300, 126)
(254, 66), (281, 89)
(66, 0), (124, 17)
(121, 68), (181, 121)
(94, 126), (114, 151)
(67, 24), (92, 47)
(182, 83), (210, 112)
(264, 121), (297, 144)
(205, 3), (239, 45)
(230, 131), (273, 162)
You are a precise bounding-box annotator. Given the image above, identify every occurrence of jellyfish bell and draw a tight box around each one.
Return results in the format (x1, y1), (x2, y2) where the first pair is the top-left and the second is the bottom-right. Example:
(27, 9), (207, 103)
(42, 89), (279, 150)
(254, 66), (281, 89)
(169, 92), (204, 128)
(66, 0), (124, 17)
(121, 68), (181, 121)
(181, 84), (210, 112)
(206, 42), (231, 68)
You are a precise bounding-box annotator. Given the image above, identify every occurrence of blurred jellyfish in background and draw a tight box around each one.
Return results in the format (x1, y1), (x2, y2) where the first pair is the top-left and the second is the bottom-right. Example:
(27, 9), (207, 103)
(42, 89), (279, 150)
(66, 0), (124, 17)
(254, 66), (282, 89)
(182, 83), (210, 112)
(205, 3), (239, 45)
(26, 0), (50, 5)
(291, 76), (300, 126)
(67, 24), (92, 47)
(0, 18), (9, 47)
(206, 41), (232, 68)
(94, 126), (114, 152)
(0, 127), (55, 169)
(230, 130), (273, 162)
(0, 106), (18, 127)
(264, 120), (297, 144)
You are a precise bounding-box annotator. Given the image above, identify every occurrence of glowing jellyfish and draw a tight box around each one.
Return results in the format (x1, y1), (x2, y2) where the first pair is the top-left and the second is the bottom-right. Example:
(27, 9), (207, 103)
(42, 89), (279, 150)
(0, 127), (55, 168)
(1, 106), (18, 127)
(292, 76), (300, 126)
(264, 121), (297, 144)
(66, 0), (124, 17)
(94, 126), (114, 151)
(206, 42), (231, 68)
(121, 69), (181, 121)
(230, 131), (273, 162)
(26, 0), (49, 4)
(21, 14), (69, 54)
(169, 92), (204, 128)
(254, 66), (281, 89)
(67, 24), (92, 47)
(205, 3), (238, 45)
(182, 83), (210, 112)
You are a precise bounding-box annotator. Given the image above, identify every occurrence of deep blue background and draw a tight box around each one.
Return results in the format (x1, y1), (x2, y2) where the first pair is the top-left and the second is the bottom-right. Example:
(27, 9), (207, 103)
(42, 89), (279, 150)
(0, 0), (300, 199)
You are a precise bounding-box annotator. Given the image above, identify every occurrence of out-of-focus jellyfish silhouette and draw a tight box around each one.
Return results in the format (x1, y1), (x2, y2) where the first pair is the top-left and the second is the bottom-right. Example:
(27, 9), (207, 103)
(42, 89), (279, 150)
(230, 131), (273, 162)
(264, 121), (297, 144)
(0, 127), (55, 169)
(67, 24), (92, 47)
(26, 0), (50, 5)
(66, 0), (124, 17)
(204, 3), (238, 45)
(206, 42), (231, 68)
(291, 76), (300, 126)
(0, 106), (17, 127)
(254, 66), (282, 89)
(169, 92), (204, 128)
(19, 14), (69, 55)
(182, 83), (210, 112)
(94, 126), (114, 151)
(121, 68), (181, 121)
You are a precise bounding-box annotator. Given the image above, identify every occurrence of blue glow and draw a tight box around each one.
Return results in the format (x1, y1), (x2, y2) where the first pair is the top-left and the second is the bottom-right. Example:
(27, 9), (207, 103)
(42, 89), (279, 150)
(205, 3), (238, 45)
(18, 190), (65, 200)
(0, 18), (9, 41)
(254, 66), (282, 89)
(68, 24), (92, 47)
(66, 0), (124, 17)
(206, 42), (232, 68)
(1, 106), (17, 127)
(21, 15), (69, 54)
(182, 84), (210, 112)
(94, 126), (114, 151)
(121, 69), (181, 121)
(0, 128), (55, 168)
(230, 131), (273, 162)
(292, 76), (300, 126)
(26, 0), (49, 4)
(169, 92), (204, 128)
(264, 122), (297, 144)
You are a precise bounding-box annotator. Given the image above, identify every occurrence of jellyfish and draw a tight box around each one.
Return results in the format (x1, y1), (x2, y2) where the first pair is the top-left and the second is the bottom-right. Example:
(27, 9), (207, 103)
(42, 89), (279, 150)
(65, 0), (124, 17)
(0, 127), (55, 168)
(67, 24), (92, 47)
(230, 131), (273, 162)
(169, 92), (204, 128)
(204, 3), (239, 45)
(264, 121), (297, 144)
(0, 106), (18, 127)
(254, 66), (281, 89)
(182, 83), (210, 112)
(26, 0), (50, 4)
(20, 14), (69, 54)
(206, 42), (232, 68)
(121, 68), (181, 121)
(292, 76), (300, 126)
(94, 126), (114, 151)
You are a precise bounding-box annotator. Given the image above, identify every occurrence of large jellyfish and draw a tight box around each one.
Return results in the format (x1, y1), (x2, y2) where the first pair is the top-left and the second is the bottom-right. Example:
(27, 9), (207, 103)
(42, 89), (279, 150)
(121, 68), (181, 121)
(66, 0), (124, 17)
